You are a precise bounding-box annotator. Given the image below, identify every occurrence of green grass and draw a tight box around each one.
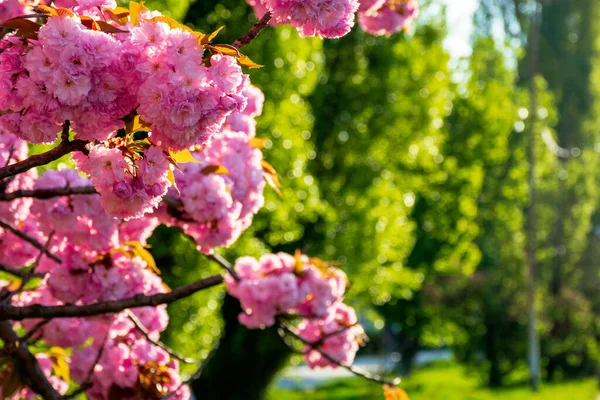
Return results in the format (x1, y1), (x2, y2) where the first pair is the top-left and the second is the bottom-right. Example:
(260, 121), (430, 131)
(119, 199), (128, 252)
(267, 362), (598, 400)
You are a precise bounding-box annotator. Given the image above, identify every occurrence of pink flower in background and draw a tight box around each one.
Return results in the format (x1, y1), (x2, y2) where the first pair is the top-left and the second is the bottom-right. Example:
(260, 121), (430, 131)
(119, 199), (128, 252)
(358, 0), (418, 36)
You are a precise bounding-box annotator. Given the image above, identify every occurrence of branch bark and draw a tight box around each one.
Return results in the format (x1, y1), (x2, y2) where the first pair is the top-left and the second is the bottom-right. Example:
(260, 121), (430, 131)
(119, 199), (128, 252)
(0, 186), (97, 201)
(0, 137), (88, 181)
(0, 219), (61, 264)
(279, 323), (401, 387)
(0, 263), (45, 279)
(0, 321), (63, 400)
(0, 274), (224, 321)
(232, 11), (272, 49)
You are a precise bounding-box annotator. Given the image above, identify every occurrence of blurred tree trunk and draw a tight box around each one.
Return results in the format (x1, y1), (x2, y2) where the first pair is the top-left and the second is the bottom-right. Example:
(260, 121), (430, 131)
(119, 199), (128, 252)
(191, 295), (291, 400)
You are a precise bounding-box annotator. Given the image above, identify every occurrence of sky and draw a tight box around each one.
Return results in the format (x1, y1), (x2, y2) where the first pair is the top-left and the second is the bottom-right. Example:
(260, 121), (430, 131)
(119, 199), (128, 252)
(443, 0), (479, 60)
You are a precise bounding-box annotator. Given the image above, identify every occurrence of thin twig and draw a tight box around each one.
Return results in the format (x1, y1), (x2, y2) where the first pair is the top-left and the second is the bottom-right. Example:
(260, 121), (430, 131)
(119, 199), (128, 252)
(0, 219), (60, 264)
(0, 321), (62, 400)
(20, 319), (51, 343)
(206, 253), (239, 281)
(0, 274), (224, 321)
(161, 340), (221, 400)
(4, 232), (55, 302)
(0, 263), (45, 279)
(0, 125), (88, 181)
(126, 310), (196, 363)
(232, 11), (272, 49)
(0, 186), (97, 201)
(60, 120), (70, 142)
(279, 323), (401, 387)
(64, 332), (109, 399)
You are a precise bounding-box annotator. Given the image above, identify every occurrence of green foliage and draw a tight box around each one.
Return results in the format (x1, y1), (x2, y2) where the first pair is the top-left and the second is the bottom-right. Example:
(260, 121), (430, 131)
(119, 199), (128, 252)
(267, 362), (598, 400)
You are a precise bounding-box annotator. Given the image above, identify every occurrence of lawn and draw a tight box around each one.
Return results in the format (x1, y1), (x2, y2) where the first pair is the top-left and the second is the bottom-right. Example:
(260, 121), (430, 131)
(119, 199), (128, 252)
(267, 362), (598, 400)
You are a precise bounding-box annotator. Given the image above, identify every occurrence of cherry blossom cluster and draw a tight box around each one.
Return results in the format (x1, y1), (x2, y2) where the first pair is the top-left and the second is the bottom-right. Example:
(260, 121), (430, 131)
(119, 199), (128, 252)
(0, 0), (253, 220)
(357, 0), (418, 36)
(225, 252), (366, 368)
(0, 124), (187, 398)
(0, 3), (248, 146)
(74, 144), (171, 220)
(158, 125), (266, 254)
(246, 0), (418, 38)
(247, 0), (359, 38)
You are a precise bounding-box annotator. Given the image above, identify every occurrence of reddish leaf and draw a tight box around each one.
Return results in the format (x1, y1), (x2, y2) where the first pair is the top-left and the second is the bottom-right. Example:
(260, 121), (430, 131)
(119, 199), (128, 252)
(0, 18), (40, 33)
(201, 165), (229, 175)
(237, 54), (263, 69)
(208, 44), (240, 58)
(96, 20), (128, 33)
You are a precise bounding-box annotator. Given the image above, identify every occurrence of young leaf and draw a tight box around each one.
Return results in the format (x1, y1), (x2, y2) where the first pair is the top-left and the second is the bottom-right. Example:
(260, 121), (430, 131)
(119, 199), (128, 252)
(237, 54), (263, 69)
(261, 159), (277, 175)
(383, 385), (409, 400)
(201, 165), (229, 175)
(170, 149), (202, 164)
(79, 16), (100, 30)
(125, 115), (150, 135)
(49, 347), (71, 384)
(105, 6), (130, 25)
(167, 169), (180, 194)
(249, 137), (267, 149)
(129, 1), (148, 26)
(150, 16), (193, 32)
(293, 249), (304, 274)
(208, 44), (241, 58)
(33, 5), (58, 15)
(126, 241), (160, 276)
(96, 20), (128, 33)
(200, 26), (224, 45)
(55, 8), (75, 17)
(0, 18), (40, 33)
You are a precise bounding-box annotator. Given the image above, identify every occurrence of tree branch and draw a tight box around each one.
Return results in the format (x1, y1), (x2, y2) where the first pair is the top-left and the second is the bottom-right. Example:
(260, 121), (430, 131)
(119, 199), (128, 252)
(64, 332), (109, 399)
(279, 323), (401, 387)
(0, 321), (62, 400)
(0, 135), (88, 181)
(206, 253), (239, 281)
(0, 186), (97, 201)
(161, 340), (221, 400)
(0, 263), (45, 279)
(126, 310), (196, 363)
(0, 219), (61, 264)
(0, 274), (224, 321)
(232, 11), (272, 49)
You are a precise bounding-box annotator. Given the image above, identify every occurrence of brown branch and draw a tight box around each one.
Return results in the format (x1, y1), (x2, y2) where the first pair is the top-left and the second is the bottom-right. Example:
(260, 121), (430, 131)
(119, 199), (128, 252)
(0, 321), (63, 400)
(4, 232), (55, 302)
(0, 274), (224, 321)
(232, 11), (272, 49)
(64, 332), (109, 399)
(279, 323), (400, 387)
(0, 128), (88, 181)
(126, 310), (196, 363)
(0, 186), (97, 201)
(0, 219), (61, 264)
(20, 319), (51, 343)
(161, 340), (221, 400)
(0, 263), (45, 279)
(206, 253), (239, 281)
